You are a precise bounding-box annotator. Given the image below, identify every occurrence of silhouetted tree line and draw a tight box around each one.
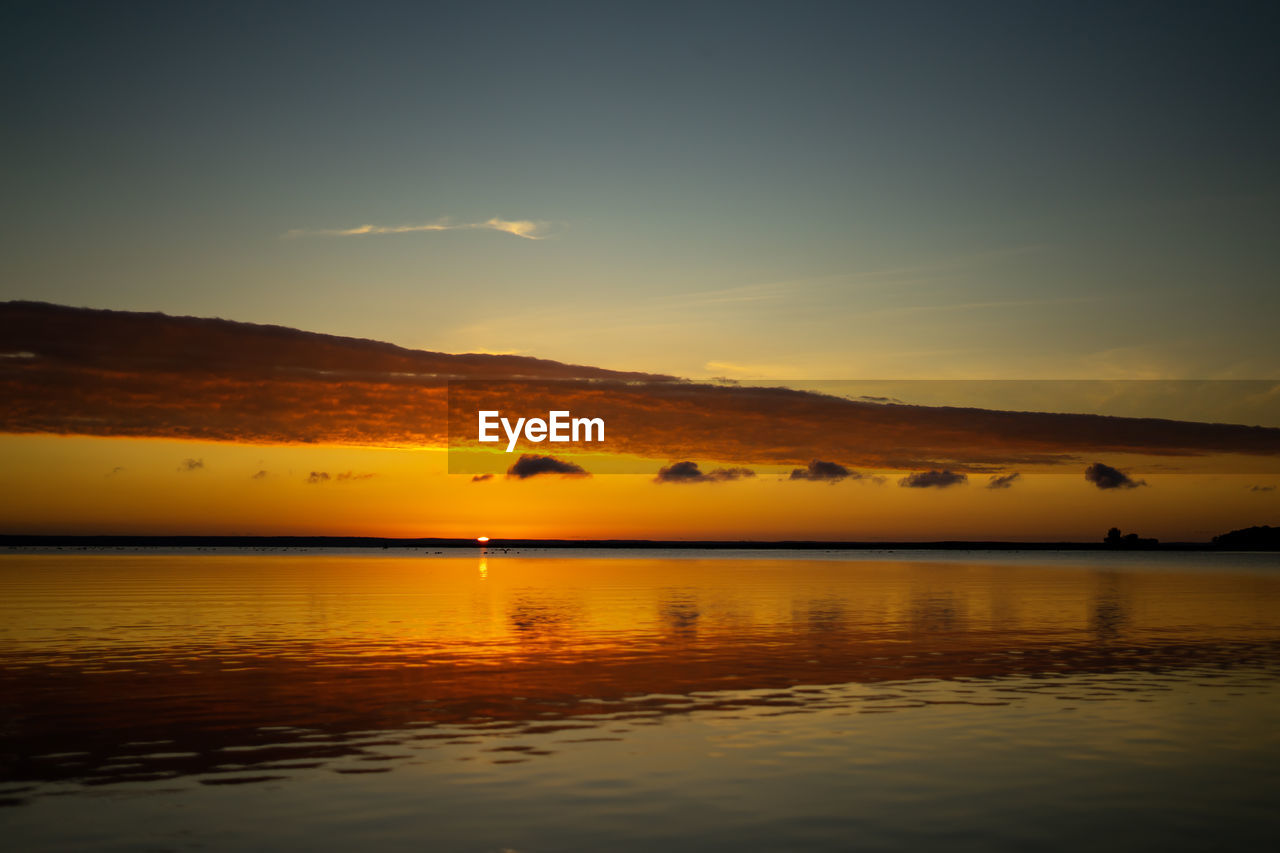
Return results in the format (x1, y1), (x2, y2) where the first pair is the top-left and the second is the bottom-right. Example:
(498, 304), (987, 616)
(1103, 527), (1159, 548)
(1211, 525), (1280, 547)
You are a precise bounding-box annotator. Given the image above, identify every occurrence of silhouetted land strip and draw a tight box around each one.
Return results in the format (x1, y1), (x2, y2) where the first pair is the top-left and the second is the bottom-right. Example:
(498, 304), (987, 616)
(2, 535), (1276, 550)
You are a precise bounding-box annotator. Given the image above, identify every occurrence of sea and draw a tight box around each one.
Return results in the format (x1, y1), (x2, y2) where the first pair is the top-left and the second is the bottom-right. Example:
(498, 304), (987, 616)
(2, 547), (1278, 851)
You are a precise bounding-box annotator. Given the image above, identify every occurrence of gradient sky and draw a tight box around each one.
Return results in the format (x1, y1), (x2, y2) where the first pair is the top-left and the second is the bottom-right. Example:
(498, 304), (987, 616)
(4, 0), (1278, 380)
(1, 302), (1277, 540)
(2, 2), (1279, 540)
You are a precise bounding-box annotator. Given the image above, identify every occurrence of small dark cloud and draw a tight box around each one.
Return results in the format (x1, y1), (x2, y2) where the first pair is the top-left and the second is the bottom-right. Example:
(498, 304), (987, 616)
(1084, 462), (1146, 490)
(899, 469), (968, 489)
(654, 461), (756, 484)
(179, 458), (204, 472)
(789, 459), (857, 483)
(471, 473), (494, 482)
(655, 461), (704, 482)
(250, 470), (268, 480)
(986, 472), (1021, 490)
(506, 454), (590, 479)
(304, 470), (374, 484)
(1250, 484), (1276, 492)
(105, 466), (124, 477)
(856, 395), (905, 404)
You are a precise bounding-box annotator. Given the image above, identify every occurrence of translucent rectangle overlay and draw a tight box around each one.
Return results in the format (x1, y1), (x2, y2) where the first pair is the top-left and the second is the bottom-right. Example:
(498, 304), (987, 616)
(446, 379), (1280, 477)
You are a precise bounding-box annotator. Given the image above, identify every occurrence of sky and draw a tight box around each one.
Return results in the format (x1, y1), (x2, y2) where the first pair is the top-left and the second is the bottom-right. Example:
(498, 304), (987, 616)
(2, 1), (1278, 539)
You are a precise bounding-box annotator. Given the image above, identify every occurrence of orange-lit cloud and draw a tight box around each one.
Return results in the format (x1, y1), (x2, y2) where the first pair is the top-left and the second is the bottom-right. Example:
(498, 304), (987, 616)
(0, 301), (659, 447)
(285, 217), (551, 240)
(5, 302), (1280, 473)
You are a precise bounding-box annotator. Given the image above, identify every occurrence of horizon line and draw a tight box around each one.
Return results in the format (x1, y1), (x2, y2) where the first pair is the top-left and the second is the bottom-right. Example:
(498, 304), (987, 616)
(2, 534), (1271, 551)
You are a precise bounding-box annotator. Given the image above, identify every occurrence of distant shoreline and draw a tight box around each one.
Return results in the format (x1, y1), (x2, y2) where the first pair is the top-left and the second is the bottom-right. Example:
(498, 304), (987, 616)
(2, 535), (1275, 551)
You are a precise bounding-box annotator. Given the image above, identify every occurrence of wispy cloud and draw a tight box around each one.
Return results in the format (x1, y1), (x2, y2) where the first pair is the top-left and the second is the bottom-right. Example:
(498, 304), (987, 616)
(305, 470), (376, 484)
(704, 360), (797, 379)
(986, 472), (1021, 489)
(665, 281), (794, 309)
(285, 218), (551, 240)
(857, 295), (1103, 321)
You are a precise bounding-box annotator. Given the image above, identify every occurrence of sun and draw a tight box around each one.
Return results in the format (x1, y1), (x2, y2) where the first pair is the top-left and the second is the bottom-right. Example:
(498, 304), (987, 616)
(476, 536), (490, 544)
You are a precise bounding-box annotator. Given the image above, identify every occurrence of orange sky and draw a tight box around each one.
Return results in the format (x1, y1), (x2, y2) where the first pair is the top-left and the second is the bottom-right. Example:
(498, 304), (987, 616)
(1, 433), (1275, 542)
(2, 303), (1278, 541)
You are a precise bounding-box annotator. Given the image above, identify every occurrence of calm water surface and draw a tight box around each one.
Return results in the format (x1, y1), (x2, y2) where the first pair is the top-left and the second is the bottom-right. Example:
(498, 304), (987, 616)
(1, 548), (1278, 851)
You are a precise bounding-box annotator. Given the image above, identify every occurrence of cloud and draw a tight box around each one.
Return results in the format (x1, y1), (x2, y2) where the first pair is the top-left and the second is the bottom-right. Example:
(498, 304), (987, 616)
(1250, 484), (1275, 492)
(899, 470), (968, 488)
(789, 460), (857, 482)
(4, 303), (1280, 473)
(105, 466), (124, 477)
(304, 470), (374, 484)
(703, 360), (793, 379)
(286, 217), (551, 240)
(655, 461), (756, 483)
(986, 472), (1021, 489)
(0, 302), (664, 448)
(471, 473), (494, 483)
(1084, 462), (1146, 490)
(506, 454), (590, 479)
(251, 469), (268, 480)
(179, 458), (204, 472)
